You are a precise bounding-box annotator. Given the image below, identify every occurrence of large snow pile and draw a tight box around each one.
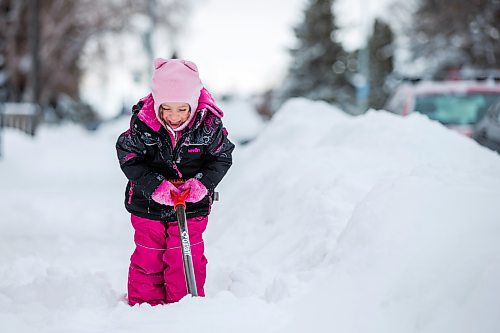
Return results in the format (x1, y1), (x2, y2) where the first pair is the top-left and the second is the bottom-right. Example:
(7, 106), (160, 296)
(0, 98), (499, 333)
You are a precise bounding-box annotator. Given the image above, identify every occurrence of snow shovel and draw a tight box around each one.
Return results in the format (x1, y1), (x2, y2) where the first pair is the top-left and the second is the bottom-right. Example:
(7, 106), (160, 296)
(170, 186), (199, 297)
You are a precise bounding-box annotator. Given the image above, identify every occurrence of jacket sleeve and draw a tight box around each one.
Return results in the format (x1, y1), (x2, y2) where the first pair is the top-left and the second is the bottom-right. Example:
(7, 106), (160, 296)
(198, 119), (235, 191)
(116, 118), (165, 198)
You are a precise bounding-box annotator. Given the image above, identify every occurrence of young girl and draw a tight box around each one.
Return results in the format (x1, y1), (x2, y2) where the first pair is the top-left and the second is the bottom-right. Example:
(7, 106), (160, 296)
(116, 58), (234, 306)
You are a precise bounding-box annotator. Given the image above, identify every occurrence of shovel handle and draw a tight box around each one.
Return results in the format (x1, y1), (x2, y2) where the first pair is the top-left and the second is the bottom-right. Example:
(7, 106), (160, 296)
(171, 188), (190, 209)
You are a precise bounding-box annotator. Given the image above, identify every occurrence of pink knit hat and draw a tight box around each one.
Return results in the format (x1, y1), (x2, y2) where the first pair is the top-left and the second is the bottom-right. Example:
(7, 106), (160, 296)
(151, 58), (203, 129)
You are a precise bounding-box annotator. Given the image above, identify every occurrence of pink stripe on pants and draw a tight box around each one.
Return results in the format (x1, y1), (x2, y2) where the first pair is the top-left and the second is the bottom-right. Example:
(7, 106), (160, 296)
(127, 214), (208, 305)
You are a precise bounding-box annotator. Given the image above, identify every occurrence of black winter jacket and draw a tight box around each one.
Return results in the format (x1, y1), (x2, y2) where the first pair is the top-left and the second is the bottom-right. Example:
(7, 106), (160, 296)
(116, 94), (234, 222)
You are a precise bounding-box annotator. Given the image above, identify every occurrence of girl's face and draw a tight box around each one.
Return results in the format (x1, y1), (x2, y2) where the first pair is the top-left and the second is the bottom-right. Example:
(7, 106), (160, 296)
(160, 103), (191, 129)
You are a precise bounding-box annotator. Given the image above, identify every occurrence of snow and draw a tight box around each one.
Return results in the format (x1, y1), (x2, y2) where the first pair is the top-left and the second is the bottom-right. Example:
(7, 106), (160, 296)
(1, 98), (500, 332)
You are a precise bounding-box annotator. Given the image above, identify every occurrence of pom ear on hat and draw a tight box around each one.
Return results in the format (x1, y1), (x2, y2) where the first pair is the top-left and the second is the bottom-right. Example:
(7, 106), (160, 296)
(154, 58), (169, 69)
(181, 60), (198, 72)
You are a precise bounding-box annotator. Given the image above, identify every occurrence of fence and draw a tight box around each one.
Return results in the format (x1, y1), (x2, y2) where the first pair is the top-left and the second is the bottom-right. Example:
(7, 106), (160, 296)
(0, 103), (41, 158)
(0, 103), (41, 136)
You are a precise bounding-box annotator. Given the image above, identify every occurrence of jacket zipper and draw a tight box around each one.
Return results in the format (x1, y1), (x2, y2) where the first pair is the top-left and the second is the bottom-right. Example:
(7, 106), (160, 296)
(168, 128), (193, 179)
(172, 163), (183, 178)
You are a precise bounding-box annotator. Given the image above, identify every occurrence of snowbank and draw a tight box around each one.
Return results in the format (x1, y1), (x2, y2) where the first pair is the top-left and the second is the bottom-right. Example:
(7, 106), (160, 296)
(1, 98), (499, 332)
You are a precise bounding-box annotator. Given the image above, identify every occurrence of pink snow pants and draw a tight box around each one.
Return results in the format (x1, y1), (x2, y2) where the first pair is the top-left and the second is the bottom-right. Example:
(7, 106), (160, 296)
(127, 214), (208, 306)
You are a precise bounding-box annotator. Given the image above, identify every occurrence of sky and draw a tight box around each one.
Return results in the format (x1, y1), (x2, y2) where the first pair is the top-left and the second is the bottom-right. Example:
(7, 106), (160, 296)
(180, 0), (393, 95)
(180, 0), (309, 95)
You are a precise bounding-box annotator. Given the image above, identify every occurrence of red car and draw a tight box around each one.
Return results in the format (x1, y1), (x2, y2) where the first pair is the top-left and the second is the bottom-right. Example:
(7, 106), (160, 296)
(384, 81), (500, 137)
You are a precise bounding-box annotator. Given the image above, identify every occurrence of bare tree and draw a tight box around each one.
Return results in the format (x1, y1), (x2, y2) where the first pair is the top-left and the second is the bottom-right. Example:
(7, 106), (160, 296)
(0, 0), (191, 119)
(410, 0), (500, 76)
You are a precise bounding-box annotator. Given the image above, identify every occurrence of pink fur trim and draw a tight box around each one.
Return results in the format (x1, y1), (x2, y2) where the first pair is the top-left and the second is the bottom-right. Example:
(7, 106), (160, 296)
(178, 178), (208, 203)
(151, 181), (180, 206)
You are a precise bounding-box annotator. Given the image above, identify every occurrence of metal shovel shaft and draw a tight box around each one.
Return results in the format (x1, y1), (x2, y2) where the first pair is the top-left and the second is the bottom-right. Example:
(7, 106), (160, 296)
(175, 204), (198, 297)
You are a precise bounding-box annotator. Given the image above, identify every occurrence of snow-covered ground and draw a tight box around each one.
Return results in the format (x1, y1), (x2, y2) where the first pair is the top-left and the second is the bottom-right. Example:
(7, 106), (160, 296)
(1, 98), (499, 333)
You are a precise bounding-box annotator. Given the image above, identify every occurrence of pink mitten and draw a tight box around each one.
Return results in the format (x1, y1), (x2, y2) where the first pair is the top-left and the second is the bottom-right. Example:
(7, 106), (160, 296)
(178, 178), (208, 203)
(151, 181), (180, 206)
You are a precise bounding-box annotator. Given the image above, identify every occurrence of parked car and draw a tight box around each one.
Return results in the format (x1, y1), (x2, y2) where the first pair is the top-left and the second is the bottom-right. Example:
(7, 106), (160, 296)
(473, 98), (500, 152)
(384, 81), (500, 137)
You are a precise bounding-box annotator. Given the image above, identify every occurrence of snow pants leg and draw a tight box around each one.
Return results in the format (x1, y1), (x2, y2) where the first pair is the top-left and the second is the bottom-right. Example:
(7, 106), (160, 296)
(127, 214), (208, 306)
